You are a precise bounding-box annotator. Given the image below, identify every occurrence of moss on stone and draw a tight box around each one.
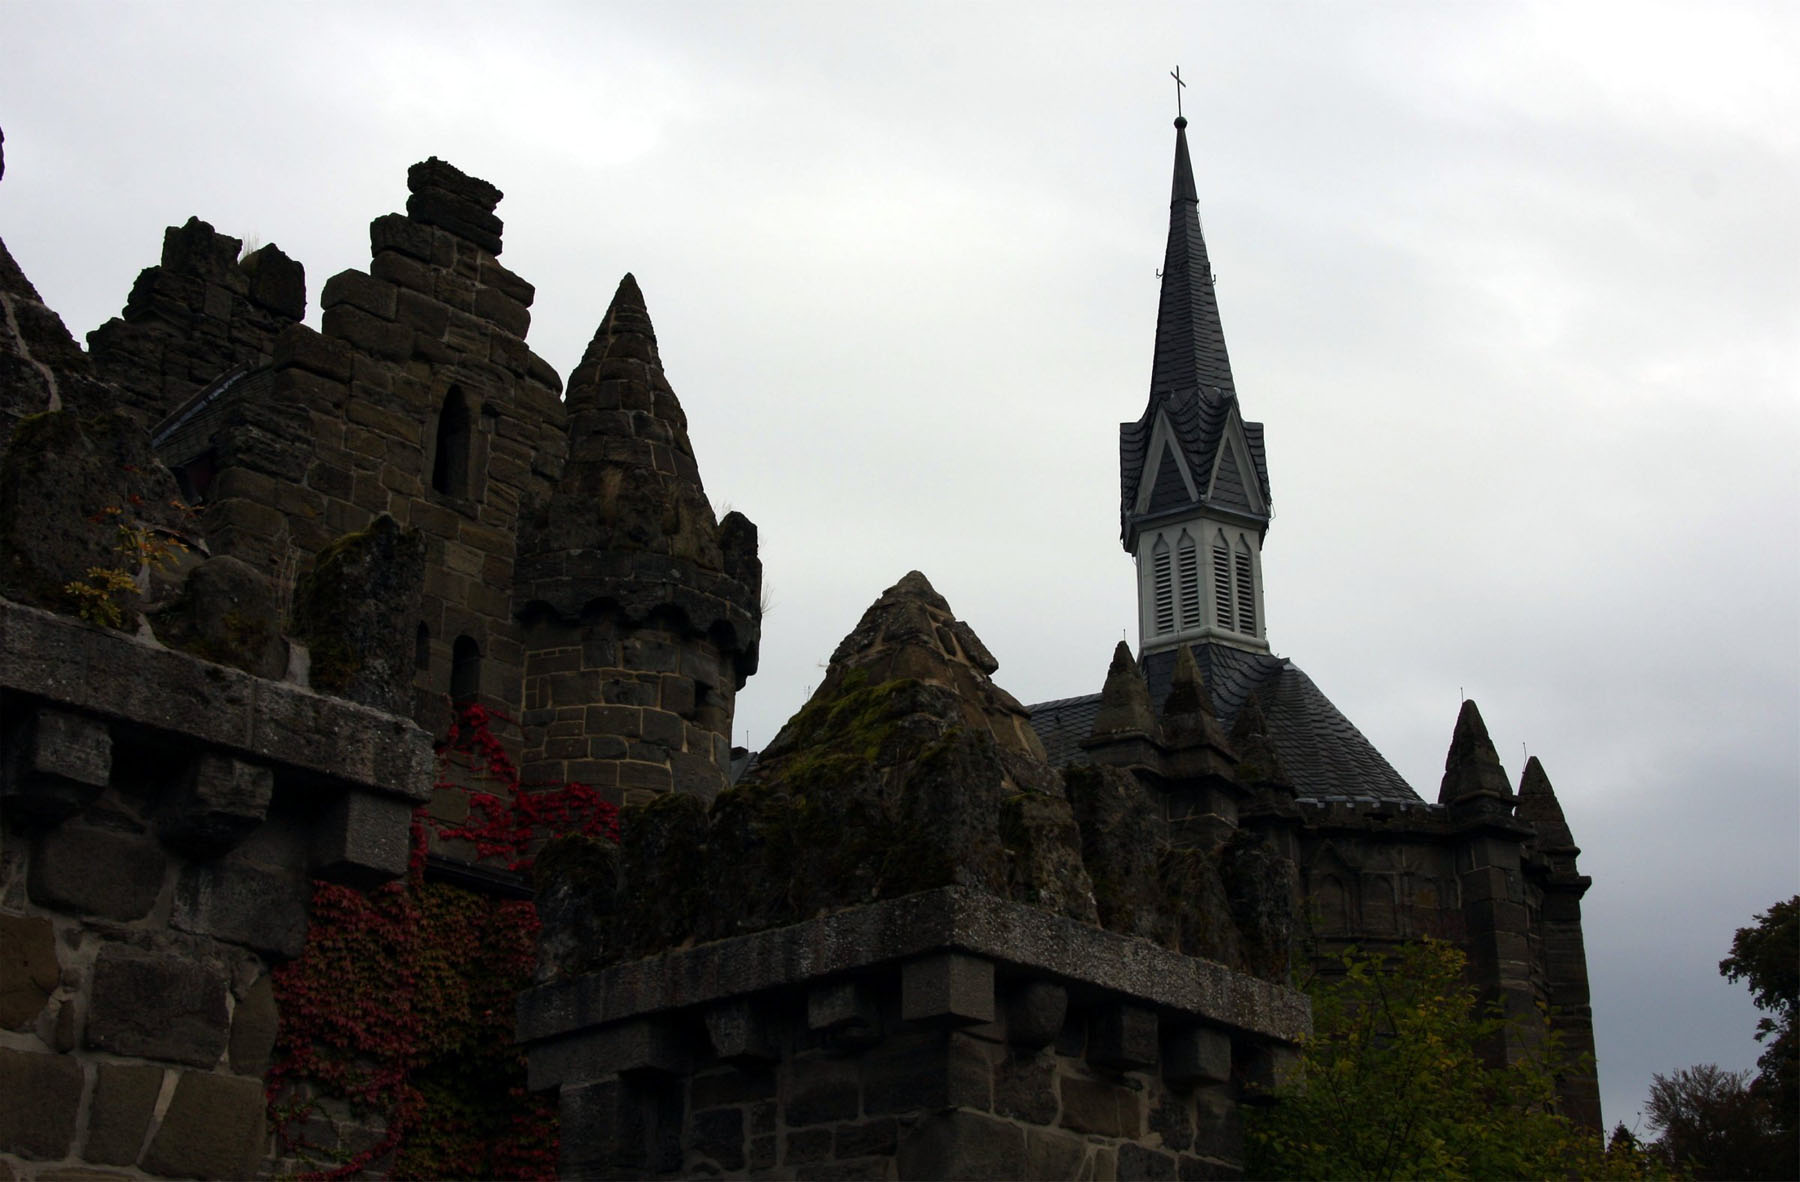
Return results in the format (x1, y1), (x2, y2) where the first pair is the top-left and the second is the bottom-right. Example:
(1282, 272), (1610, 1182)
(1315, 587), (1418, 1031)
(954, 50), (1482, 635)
(289, 515), (424, 711)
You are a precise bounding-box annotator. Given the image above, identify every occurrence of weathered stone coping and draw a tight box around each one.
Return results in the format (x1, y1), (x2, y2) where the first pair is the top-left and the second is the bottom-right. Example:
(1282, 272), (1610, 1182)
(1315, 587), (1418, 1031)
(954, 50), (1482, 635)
(0, 596), (432, 802)
(517, 884), (1309, 1048)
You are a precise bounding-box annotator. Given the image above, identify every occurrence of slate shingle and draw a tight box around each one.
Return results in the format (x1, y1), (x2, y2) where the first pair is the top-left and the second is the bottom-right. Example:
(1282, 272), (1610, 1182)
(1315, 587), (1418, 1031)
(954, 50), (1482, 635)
(1028, 642), (1419, 804)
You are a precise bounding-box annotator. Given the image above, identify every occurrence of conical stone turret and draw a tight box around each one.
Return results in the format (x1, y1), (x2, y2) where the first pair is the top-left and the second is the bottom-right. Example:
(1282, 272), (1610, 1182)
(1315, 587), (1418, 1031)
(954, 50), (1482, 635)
(1089, 641), (1158, 742)
(1228, 689), (1291, 794)
(515, 275), (759, 804)
(1516, 756), (1576, 852)
(1437, 699), (1515, 813)
(1160, 644), (1236, 779)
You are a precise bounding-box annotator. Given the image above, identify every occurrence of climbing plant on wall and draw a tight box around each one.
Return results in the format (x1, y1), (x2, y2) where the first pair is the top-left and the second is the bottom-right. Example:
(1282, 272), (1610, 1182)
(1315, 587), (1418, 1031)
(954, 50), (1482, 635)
(267, 704), (619, 1180)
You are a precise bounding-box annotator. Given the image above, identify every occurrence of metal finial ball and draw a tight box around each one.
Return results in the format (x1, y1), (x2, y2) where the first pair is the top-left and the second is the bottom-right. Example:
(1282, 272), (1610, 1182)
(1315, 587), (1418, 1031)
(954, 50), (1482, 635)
(1174, 115), (1188, 129)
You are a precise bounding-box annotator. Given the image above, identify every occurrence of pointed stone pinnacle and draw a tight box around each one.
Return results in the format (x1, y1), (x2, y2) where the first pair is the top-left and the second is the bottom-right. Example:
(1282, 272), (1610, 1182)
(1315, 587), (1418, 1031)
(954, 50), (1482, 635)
(1161, 645), (1232, 753)
(577, 273), (661, 374)
(1437, 699), (1514, 806)
(1516, 756), (1575, 848)
(1228, 689), (1289, 786)
(1091, 641), (1156, 740)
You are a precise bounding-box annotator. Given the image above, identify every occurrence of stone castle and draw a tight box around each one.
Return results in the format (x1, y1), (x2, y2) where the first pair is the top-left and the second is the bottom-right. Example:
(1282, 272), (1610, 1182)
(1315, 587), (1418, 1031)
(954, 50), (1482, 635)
(0, 115), (1594, 1178)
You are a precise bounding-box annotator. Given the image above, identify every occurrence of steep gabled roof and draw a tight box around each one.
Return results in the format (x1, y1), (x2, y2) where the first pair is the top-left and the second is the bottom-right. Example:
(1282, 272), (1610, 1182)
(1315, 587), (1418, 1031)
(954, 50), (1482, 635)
(1119, 118), (1269, 548)
(1027, 642), (1418, 804)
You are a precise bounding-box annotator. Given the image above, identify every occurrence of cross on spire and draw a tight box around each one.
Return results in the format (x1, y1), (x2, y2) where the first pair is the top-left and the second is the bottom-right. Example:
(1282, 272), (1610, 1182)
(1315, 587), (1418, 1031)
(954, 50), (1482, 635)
(1170, 65), (1186, 119)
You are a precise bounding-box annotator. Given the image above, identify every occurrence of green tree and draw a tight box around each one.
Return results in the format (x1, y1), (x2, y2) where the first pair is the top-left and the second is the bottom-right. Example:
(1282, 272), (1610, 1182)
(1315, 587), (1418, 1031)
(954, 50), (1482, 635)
(1640, 896), (1800, 1180)
(1719, 895), (1797, 1140)
(1645, 1063), (1789, 1180)
(1245, 940), (1618, 1181)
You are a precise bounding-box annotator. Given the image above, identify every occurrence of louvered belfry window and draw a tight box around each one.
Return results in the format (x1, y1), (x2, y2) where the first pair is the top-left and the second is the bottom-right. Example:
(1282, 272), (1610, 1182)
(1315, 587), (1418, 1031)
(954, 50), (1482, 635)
(1234, 541), (1257, 635)
(1211, 535), (1234, 629)
(1152, 538), (1174, 635)
(1177, 533), (1200, 630)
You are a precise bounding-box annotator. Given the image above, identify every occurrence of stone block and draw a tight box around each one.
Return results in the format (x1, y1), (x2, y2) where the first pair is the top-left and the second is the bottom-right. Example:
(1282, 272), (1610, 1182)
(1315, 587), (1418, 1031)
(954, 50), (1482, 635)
(1234, 1042), (1300, 1104)
(896, 1110), (1026, 1182)
(902, 952), (995, 1026)
(863, 1030), (991, 1115)
(322, 302), (411, 362)
(479, 255), (535, 306)
(154, 752), (272, 858)
(28, 822), (166, 920)
(240, 242), (306, 319)
(1118, 1142), (1180, 1181)
(527, 1019), (687, 1090)
(691, 1106), (744, 1171)
(142, 1070), (267, 1180)
(84, 1062), (164, 1165)
(0, 912), (60, 1029)
(1164, 1024), (1233, 1085)
(704, 998), (778, 1061)
(785, 1127), (834, 1164)
(321, 269), (397, 321)
(785, 1056), (860, 1126)
(1026, 1128), (1088, 1181)
(406, 189), (503, 254)
(1192, 1084), (1242, 1164)
(690, 1064), (776, 1108)
(1059, 1076), (1142, 1139)
(2, 708), (110, 826)
(86, 945), (229, 1068)
(994, 1052), (1059, 1124)
(310, 789), (413, 888)
(229, 974), (279, 1075)
(473, 283), (530, 336)
(807, 979), (880, 1046)
(1089, 1001), (1159, 1071)
(1150, 1092), (1196, 1152)
(0, 1047), (83, 1160)
(272, 323), (352, 382)
(369, 211), (438, 263)
(1006, 979), (1068, 1048)
(836, 1117), (898, 1158)
(559, 1077), (650, 1173)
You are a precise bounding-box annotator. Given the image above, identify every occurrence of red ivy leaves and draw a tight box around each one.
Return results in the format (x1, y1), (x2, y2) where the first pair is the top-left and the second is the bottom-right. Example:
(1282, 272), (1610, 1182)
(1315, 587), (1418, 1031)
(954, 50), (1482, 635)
(268, 703), (619, 1180)
(432, 704), (620, 869)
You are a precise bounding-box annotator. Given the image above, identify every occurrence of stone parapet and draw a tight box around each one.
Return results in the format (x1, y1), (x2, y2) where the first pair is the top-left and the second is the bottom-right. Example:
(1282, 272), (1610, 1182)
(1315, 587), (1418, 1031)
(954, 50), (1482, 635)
(520, 886), (1307, 1178)
(0, 594), (431, 1177)
(0, 597), (432, 803)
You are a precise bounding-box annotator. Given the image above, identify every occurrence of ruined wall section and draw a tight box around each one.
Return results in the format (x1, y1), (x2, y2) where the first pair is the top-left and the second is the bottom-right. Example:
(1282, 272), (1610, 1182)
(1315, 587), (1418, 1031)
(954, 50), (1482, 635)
(87, 218), (305, 425)
(192, 160), (568, 748)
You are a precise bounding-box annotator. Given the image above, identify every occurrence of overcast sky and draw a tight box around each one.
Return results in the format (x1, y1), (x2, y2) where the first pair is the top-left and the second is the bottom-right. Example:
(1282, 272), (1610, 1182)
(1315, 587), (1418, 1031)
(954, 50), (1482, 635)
(4, 0), (1795, 1134)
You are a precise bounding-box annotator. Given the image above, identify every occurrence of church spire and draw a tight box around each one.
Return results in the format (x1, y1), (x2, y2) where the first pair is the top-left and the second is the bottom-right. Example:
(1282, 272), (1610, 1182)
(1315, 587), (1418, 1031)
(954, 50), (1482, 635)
(1119, 111), (1271, 658)
(1150, 116), (1236, 401)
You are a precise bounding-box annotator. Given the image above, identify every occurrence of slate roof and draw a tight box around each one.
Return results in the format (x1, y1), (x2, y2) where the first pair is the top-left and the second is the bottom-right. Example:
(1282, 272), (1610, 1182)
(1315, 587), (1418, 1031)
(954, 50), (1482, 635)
(1027, 642), (1420, 804)
(1119, 118), (1269, 547)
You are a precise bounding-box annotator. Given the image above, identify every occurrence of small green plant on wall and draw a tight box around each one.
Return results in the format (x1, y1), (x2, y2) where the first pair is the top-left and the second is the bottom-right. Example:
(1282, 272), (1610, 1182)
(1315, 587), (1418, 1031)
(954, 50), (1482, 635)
(63, 501), (190, 628)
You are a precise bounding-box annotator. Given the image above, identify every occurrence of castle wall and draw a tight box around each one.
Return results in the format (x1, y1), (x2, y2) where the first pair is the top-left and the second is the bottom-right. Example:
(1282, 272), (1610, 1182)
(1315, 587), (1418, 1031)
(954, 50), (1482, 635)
(0, 599), (430, 1178)
(185, 161), (569, 753)
(522, 888), (1307, 1180)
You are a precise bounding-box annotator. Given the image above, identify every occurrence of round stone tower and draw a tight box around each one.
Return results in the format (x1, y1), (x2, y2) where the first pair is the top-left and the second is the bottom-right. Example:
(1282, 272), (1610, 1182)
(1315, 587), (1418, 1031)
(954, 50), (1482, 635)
(514, 275), (760, 806)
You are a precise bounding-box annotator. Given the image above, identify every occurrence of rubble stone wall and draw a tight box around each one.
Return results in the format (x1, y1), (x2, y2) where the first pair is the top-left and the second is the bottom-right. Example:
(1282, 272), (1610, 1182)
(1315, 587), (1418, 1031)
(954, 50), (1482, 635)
(88, 217), (305, 426)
